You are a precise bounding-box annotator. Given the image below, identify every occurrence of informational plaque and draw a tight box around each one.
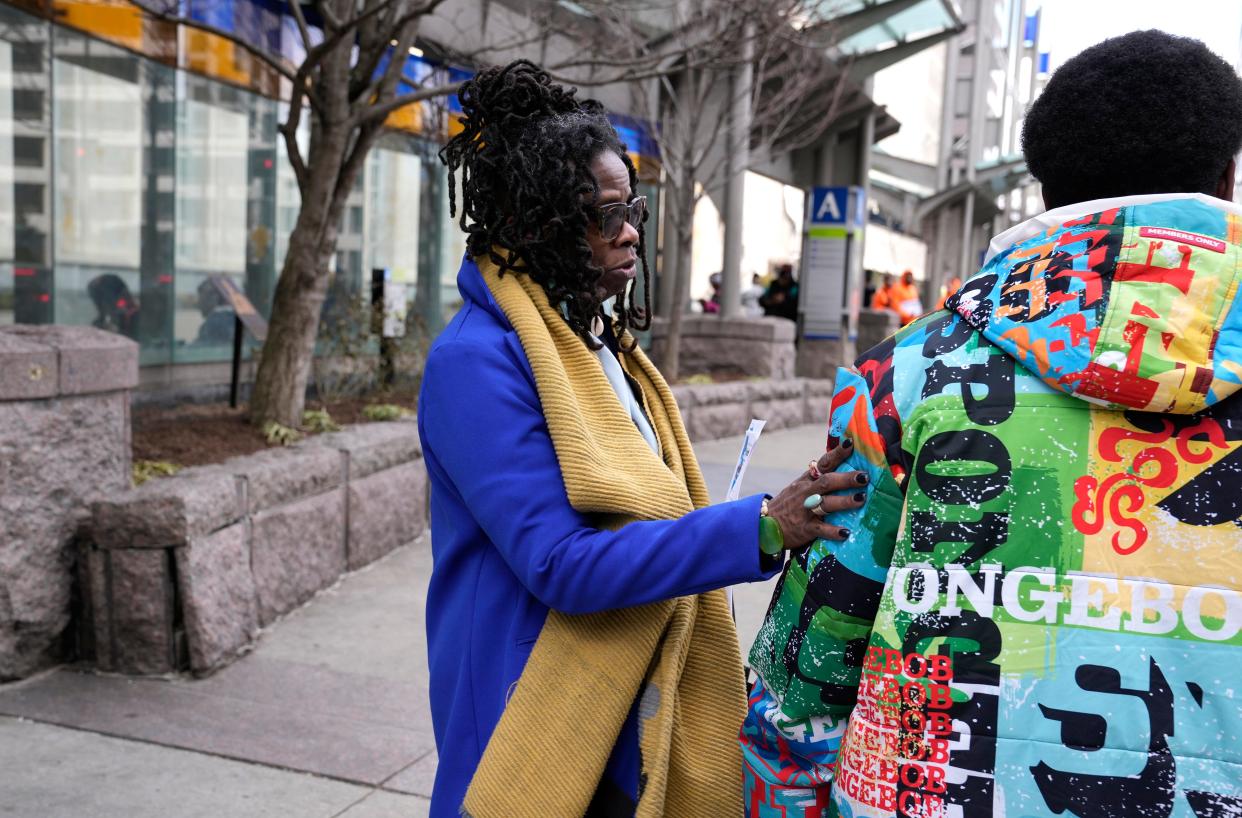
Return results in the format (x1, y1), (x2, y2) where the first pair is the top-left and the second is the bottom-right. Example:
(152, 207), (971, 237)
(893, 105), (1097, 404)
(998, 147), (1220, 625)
(207, 274), (268, 342)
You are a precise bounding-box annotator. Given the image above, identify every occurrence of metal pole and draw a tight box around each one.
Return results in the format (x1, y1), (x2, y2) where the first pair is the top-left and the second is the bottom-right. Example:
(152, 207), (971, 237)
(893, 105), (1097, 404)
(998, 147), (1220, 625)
(229, 315), (243, 409)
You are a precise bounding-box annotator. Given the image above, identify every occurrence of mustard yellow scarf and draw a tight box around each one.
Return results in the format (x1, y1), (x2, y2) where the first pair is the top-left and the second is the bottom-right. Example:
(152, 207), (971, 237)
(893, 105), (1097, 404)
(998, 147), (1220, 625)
(462, 255), (747, 818)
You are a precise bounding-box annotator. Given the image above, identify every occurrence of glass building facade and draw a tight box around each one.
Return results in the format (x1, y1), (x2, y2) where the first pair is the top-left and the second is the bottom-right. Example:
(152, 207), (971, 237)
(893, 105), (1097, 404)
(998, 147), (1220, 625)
(0, 0), (660, 381)
(0, 0), (461, 374)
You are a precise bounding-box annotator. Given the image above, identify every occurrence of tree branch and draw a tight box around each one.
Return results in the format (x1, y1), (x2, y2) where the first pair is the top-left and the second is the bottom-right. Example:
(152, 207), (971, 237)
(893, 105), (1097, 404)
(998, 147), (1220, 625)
(350, 79), (464, 128)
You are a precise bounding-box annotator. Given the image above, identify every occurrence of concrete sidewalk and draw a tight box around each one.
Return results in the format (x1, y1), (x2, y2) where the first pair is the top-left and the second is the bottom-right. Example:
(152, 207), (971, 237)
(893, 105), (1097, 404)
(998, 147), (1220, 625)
(0, 423), (825, 817)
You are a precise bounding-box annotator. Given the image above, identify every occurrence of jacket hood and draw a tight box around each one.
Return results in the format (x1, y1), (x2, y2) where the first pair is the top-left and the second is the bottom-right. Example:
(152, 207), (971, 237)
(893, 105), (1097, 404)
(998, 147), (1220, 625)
(950, 193), (1242, 414)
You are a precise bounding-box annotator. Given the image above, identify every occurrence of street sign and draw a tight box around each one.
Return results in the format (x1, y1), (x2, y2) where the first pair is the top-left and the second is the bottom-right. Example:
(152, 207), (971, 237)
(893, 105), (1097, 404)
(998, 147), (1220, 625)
(801, 186), (865, 340)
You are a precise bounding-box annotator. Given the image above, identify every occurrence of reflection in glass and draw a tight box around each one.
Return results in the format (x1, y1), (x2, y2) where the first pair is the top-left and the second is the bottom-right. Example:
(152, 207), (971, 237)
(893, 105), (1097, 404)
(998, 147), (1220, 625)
(1, 4), (52, 326)
(173, 74), (274, 361)
(50, 26), (176, 362)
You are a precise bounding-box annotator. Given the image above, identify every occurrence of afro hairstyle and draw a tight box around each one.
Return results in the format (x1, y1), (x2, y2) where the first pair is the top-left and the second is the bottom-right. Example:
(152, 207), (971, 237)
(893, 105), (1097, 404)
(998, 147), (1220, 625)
(1022, 29), (1242, 208)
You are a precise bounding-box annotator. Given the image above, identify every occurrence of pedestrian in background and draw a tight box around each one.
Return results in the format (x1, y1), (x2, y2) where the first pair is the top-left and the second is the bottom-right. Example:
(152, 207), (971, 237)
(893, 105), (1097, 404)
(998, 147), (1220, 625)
(419, 60), (866, 818)
(892, 269), (923, 324)
(760, 263), (799, 321)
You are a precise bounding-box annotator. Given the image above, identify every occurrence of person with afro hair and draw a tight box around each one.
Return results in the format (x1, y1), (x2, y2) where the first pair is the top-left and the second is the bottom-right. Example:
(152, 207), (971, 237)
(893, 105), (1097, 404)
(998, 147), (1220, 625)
(740, 30), (1242, 818)
(417, 60), (868, 818)
(1023, 29), (1242, 208)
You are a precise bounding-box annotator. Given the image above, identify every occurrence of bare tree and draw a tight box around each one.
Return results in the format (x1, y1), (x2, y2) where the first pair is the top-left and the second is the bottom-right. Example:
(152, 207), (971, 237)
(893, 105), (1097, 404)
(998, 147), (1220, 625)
(542, 0), (853, 381)
(123, 0), (465, 426)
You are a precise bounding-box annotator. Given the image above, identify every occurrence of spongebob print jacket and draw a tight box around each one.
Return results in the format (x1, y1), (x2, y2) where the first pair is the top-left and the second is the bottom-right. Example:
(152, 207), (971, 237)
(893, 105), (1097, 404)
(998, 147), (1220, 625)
(743, 193), (1242, 818)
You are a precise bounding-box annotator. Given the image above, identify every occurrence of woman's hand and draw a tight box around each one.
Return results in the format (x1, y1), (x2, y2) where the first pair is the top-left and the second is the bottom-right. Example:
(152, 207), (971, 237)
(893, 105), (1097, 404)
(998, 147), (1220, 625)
(765, 440), (868, 550)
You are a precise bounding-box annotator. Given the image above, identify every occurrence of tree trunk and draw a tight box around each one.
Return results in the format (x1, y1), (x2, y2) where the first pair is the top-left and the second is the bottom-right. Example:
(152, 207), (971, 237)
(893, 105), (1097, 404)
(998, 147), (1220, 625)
(250, 124), (351, 428)
(659, 182), (696, 382)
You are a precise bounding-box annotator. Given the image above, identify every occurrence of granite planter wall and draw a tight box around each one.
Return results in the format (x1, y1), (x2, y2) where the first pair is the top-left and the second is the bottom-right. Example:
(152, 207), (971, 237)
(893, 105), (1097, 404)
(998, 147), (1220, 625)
(649, 315), (797, 380)
(670, 377), (835, 442)
(0, 326), (137, 680)
(81, 421), (429, 677)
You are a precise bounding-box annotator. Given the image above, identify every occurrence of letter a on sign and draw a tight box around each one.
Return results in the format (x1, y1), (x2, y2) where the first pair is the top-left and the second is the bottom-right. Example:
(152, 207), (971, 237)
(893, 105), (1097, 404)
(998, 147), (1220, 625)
(816, 189), (842, 222)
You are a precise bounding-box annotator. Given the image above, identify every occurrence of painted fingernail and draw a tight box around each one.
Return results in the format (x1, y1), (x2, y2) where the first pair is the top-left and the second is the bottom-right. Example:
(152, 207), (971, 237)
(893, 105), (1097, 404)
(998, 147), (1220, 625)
(838, 528), (850, 538)
(853, 492), (866, 503)
(855, 472), (868, 485)
(842, 438), (854, 449)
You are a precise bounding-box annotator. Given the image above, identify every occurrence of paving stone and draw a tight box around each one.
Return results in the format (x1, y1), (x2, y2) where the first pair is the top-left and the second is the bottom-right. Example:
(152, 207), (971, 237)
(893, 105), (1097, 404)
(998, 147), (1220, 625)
(347, 462), (428, 570)
(0, 717), (378, 818)
(105, 548), (177, 675)
(384, 749), (437, 798)
(0, 329), (57, 400)
(0, 669), (431, 787)
(342, 790), (431, 817)
(177, 523), (260, 675)
(90, 469), (243, 550)
(251, 489), (347, 626)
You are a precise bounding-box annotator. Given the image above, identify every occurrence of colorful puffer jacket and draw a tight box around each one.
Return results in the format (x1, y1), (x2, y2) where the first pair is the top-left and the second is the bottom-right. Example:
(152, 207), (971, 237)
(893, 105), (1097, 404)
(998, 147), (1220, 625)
(742, 193), (1242, 818)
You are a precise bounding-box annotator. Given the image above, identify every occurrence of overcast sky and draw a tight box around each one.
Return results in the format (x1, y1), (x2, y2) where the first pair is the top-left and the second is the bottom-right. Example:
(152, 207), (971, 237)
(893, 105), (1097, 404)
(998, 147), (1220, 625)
(1034, 0), (1242, 72)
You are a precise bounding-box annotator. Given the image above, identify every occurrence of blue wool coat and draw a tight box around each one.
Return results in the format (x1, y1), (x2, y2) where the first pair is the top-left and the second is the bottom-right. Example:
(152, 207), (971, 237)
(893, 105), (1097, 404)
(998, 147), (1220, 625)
(417, 259), (777, 817)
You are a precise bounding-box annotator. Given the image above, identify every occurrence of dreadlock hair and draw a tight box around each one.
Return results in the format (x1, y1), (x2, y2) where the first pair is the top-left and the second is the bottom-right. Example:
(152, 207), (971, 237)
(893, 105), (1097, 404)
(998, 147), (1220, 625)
(439, 60), (652, 350)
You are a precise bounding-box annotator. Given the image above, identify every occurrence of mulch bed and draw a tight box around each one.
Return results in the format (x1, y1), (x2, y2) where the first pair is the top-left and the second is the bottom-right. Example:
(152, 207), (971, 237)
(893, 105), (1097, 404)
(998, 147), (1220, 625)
(132, 390), (419, 469)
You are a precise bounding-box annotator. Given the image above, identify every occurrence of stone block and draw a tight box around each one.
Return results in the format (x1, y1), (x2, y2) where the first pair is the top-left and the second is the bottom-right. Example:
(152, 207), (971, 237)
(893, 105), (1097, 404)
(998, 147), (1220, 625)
(347, 462), (428, 570)
(669, 385), (695, 413)
(0, 330), (57, 401)
(805, 378), (835, 399)
(223, 445), (345, 514)
(750, 398), (808, 431)
(748, 378), (806, 401)
(796, 338), (853, 380)
(311, 423), (422, 480)
(251, 489), (347, 626)
(803, 378), (835, 426)
(77, 543), (110, 666)
(103, 548), (177, 675)
(856, 309), (900, 356)
(176, 523), (260, 675)
(649, 316), (797, 379)
(688, 381), (751, 407)
(687, 403), (751, 442)
(91, 469), (243, 550)
(1, 325), (137, 396)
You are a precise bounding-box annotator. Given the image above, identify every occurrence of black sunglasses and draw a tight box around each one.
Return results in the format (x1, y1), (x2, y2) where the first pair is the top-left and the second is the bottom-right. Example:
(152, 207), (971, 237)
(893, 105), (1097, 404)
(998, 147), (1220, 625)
(590, 195), (648, 242)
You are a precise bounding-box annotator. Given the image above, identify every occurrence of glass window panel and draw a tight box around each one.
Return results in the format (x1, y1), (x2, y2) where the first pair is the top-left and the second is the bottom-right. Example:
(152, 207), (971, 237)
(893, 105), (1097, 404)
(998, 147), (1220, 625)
(1, 5), (51, 326)
(173, 75), (275, 362)
(367, 147), (421, 281)
(50, 27), (175, 361)
(54, 58), (143, 269)
(1, 37), (14, 267)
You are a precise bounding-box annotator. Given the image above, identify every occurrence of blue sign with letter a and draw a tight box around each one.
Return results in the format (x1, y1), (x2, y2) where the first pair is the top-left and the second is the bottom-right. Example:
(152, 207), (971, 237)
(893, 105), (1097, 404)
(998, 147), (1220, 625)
(809, 186), (865, 227)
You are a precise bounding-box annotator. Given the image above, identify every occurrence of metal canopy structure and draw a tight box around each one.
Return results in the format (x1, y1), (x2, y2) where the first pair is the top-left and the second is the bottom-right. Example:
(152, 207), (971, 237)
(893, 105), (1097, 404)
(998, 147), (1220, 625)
(828, 0), (964, 77)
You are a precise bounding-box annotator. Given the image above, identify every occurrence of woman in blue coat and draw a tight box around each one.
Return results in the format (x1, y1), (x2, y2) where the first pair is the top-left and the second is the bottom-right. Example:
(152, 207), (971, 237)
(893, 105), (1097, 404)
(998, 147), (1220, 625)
(417, 61), (868, 818)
